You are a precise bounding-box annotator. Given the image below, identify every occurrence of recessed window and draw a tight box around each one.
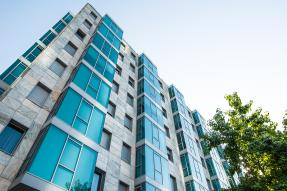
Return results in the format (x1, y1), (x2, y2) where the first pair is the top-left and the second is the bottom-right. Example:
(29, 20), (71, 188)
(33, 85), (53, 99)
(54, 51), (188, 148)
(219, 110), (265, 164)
(159, 81), (163, 89)
(128, 77), (135, 88)
(124, 114), (133, 131)
(75, 29), (86, 41)
(121, 42), (126, 49)
(0, 88), (5, 96)
(130, 52), (136, 61)
(167, 147), (173, 162)
(121, 143), (131, 164)
(119, 53), (124, 61)
(170, 175), (178, 191)
(90, 12), (97, 20)
(162, 107), (167, 118)
(201, 157), (206, 168)
(129, 63), (135, 73)
(164, 125), (170, 138)
(27, 83), (51, 107)
(84, 19), (92, 29)
(196, 139), (201, 150)
(126, 93), (134, 107)
(64, 41), (78, 56)
(112, 81), (119, 94)
(100, 129), (111, 150)
(107, 101), (116, 117)
(119, 181), (129, 191)
(0, 121), (26, 155)
(160, 93), (165, 102)
(91, 168), (106, 191)
(116, 65), (122, 76)
(49, 58), (66, 77)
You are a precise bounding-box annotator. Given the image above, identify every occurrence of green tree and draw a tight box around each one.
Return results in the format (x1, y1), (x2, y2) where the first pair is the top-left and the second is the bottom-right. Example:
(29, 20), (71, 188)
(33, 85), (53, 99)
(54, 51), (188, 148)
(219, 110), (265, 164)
(203, 92), (287, 191)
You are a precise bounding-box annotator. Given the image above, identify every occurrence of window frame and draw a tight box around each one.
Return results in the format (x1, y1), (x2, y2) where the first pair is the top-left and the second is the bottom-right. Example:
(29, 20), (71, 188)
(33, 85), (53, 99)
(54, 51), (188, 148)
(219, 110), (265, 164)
(64, 41), (78, 56)
(107, 101), (116, 117)
(75, 29), (86, 41)
(100, 129), (112, 150)
(121, 142), (131, 164)
(49, 58), (66, 77)
(27, 83), (51, 107)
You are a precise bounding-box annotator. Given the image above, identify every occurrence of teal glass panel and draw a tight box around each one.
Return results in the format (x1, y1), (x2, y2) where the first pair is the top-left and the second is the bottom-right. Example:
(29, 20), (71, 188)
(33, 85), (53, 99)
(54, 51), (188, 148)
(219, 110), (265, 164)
(53, 166), (73, 190)
(162, 158), (170, 187)
(145, 118), (153, 144)
(63, 13), (73, 24)
(212, 179), (221, 191)
(73, 64), (91, 90)
(11, 63), (26, 76)
(145, 146), (154, 179)
(159, 130), (166, 153)
(103, 63), (115, 82)
(86, 74), (101, 99)
(40, 30), (56, 46)
(98, 24), (108, 36)
(56, 88), (81, 125)
(73, 117), (88, 134)
(0, 124), (24, 154)
(154, 153), (162, 183)
(96, 82), (111, 107)
(102, 42), (111, 56)
(106, 31), (114, 43)
(113, 37), (121, 50)
(60, 139), (81, 170)
(109, 47), (118, 64)
(53, 20), (66, 33)
(83, 46), (99, 67)
(77, 101), (92, 123)
(86, 107), (105, 143)
(95, 55), (106, 74)
(92, 33), (104, 49)
(72, 146), (97, 190)
(28, 126), (67, 181)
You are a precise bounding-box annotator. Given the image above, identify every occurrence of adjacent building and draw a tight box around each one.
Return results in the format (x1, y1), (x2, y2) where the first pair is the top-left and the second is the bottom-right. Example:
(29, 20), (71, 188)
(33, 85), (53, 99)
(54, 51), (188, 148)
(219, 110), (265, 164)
(0, 3), (238, 191)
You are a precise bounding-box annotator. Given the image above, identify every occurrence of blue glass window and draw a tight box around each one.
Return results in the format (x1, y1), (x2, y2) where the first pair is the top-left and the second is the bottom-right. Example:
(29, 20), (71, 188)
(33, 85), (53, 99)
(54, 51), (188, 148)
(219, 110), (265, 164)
(0, 122), (25, 155)
(83, 46), (115, 82)
(135, 145), (170, 187)
(139, 54), (158, 75)
(0, 59), (27, 85)
(180, 153), (192, 177)
(98, 23), (121, 50)
(0, 88), (4, 96)
(73, 64), (111, 108)
(212, 179), (221, 191)
(138, 66), (160, 90)
(206, 158), (217, 177)
(22, 43), (43, 62)
(136, 117), (166, 153)
(102, 15), (123, 39)
(53, 20), (66, 33)
(63, 12), (73, 24)
(92, 33), (118, 64)
(40, 30), (56, 46)
(192, 112), (200, 124)
(28, 125), (98, 190)
(56, 88), (106, 144)
(176, 131), (186, 151)
(137, 79), (161, 105)
(137, 96), (164, 127)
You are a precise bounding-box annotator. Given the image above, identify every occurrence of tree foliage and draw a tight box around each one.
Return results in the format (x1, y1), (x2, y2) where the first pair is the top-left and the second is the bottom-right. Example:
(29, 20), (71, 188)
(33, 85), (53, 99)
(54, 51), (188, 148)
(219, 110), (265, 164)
(203, 92), (287, 191)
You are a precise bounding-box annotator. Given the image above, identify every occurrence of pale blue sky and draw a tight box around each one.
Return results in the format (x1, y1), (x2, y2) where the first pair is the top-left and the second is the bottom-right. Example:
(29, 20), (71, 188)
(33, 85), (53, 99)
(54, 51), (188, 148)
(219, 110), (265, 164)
(1, 0), (287, 127)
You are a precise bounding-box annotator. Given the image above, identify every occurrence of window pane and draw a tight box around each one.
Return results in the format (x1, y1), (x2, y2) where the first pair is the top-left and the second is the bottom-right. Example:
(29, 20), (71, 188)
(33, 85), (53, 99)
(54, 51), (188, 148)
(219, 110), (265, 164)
(73, 117), (88, 134)
(72, 146), (97, 190)
(86, 107), (105, 144)
(83, 46), (99, 67)
(28, 126), (67, 181)
(53, 166), (73, 189)
(0, 123), (24, 154)
(96, 82), (111, 107)
(104, 63), (115, 82)
(100, 130), (111, 150)
(77, 101), (92, 123)
(28, 84), (50, 106)
(95, 55), (106, 74)
(73, 64), (92, 90)
(60, 139), (81, 170)
(121, 144), (131, 164)
(50, 59), (65, 76)
(56, 88), (82, 125)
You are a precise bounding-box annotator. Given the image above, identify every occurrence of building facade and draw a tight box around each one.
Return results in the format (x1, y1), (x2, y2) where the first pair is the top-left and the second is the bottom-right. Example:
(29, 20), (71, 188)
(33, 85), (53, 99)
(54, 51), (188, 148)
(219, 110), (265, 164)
(0, 4), (237, 191)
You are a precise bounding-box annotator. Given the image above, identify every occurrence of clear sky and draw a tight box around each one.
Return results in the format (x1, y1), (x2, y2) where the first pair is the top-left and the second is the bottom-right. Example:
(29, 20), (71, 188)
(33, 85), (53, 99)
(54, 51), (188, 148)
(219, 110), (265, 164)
(1, 0), (287, 128)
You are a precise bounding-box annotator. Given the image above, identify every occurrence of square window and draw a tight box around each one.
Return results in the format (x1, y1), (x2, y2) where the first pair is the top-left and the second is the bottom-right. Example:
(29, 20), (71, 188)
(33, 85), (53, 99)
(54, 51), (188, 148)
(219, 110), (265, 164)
(0, 121), (26, 155)
(130, 52), (136, 61)
(201, 157), (206, 168)
(64, 42), (78, 56)
(129, 64), (135, 73)
(49, 58), (66, 77)
(128, 77), (135, 88)
(90, 12), (97, 20)
(162, 107), (167, 118)
(167, 147), (173, 162)
(126, 93), (134, 107)
(100, 129), (111, 150)
(75, 29), (86, 41)
(116, 65), (122, 76)
(84, 19), (92, 29)
(121, 143), (131, 164)
(160, 93), (165, 102)
(27, 83), (51, 107)
(112, 81), (119, 94)
(119, 53), (124, 62)
(164, 125), (170, 138)
(107, 101), (116, 117)
(121, 42), (126, 49)
(124, 114), (133, 131)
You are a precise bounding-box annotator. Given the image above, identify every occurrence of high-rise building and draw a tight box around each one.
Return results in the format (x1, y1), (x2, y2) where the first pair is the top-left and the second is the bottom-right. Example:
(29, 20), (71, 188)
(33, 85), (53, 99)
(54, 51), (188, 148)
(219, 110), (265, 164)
(0, 3), (238, 191)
